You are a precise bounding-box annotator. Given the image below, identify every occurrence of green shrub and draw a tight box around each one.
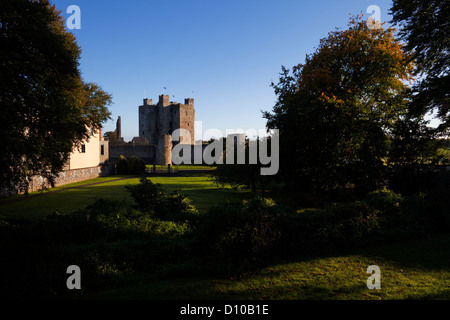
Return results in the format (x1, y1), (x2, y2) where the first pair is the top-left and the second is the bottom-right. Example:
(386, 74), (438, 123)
(363, 187), (404, 234)
(128, 156), (146, 175)
(160, 191), (200, 223)
(197, 198), (284, 274)
(398, 193), (435, 236)
(277, 201), (381, 257)
(276, 209), (324, 256)
(315, 201), (381, 249)
(125, 177), (165, 213)
(125, 178), (199, 224)
(115, 155), (128, 174)
(365, 187), (403, 214)
(365, 187), (448, 238)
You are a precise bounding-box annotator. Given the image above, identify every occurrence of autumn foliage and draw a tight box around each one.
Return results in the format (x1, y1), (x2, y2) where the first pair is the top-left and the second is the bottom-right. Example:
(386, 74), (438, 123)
(264, 15), (415, 192)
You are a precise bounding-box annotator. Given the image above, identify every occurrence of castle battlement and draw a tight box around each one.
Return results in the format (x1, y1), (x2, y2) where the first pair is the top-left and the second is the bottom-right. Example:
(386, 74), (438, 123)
(142, 95), (195, 109)
(139, 94), (195, 165)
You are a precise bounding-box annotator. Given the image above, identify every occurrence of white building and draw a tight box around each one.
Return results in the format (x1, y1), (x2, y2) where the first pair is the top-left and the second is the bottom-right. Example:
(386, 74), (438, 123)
(22, 127), (111, 193)
(65, 127), (109, 170)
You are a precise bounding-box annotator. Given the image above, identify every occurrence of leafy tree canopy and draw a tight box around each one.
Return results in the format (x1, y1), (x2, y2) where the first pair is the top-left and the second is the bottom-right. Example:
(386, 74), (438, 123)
(390, 0), (450, 131)
(263, 15), (414, 192)
(0, 0), (112, 193)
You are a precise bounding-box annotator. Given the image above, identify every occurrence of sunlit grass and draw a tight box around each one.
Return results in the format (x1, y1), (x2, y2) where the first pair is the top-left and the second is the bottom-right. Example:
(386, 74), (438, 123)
(88, 234), (450, 300)
(0, 175), (135, 201)
(146, 165), (216, 171)
(0, 173), (250, 220)
(0, 175), (140, 220)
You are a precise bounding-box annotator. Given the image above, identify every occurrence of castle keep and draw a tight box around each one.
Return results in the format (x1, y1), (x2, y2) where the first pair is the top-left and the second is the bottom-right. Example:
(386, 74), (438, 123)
(108, 94), (195, 166)
(139, 95), (195, 165)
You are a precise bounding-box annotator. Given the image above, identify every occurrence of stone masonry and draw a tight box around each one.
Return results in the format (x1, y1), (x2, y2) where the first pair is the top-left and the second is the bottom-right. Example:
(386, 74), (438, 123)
(139, 95), (195, 165)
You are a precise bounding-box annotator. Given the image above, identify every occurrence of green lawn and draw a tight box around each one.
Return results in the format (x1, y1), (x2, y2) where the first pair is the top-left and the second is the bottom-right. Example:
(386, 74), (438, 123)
(147, 165), (216, 171)
(2, 172), (449, 300)
(149, 173), (250, 213)
(0, 173), (250, 220)
(87, 234), (450, 300)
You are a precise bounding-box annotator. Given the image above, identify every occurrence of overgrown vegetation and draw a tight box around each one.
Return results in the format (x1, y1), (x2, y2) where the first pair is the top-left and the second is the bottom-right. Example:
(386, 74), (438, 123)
(0, 179), (200, 299)
(1, 177), (449, 299)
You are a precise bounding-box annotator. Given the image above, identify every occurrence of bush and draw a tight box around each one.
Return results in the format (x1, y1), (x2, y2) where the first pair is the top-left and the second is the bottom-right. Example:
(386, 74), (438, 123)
(364, 187), (404, 232)
(125, 178), (200, 224)
(398, 193), (436, 236)
(315, 201), (381, 250)
(0, 197), (196, 298)
(125, 177), (165, 213)
(196, 198), (284, 274)
(277, 201), (381, 257)
(195, 196), (389, 275)
(115, 155), (147, 175)
(364, 187), (449, 238)
(128, 156), (146, 175)
(115, 155), (128, 174)
(160, 191), (200, 223)
(365, 187), (403, 213)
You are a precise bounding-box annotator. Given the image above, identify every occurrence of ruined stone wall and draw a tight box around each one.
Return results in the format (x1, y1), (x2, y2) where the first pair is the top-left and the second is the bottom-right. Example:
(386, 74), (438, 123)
(109, 141), (156, 164)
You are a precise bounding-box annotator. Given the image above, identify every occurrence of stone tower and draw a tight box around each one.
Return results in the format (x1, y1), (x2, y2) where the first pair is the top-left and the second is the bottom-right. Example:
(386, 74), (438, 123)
(139, 95), (195, 165)
(116, 116), (122, 139)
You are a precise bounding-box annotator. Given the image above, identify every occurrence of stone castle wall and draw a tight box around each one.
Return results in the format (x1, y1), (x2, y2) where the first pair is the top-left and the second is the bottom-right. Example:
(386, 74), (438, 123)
(139, 95), (195, 165)
(109, 138), (156, 164)
(25, 164), (115, 194)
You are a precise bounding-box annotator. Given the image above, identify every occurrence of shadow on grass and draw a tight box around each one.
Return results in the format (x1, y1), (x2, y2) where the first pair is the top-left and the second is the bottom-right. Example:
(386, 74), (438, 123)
(85, 233), (450, 301)
(350, 233), (450, 271)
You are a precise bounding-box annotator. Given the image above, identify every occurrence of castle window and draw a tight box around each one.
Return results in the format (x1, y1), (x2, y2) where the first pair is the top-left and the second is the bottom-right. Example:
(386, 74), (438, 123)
(101, 145), (104, 156)
(143, 131), (145, 135)
(81, 144), (86, 153)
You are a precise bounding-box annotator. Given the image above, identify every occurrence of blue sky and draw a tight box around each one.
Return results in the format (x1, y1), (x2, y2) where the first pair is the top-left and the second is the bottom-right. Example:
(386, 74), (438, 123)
(52, 0), (395, 141)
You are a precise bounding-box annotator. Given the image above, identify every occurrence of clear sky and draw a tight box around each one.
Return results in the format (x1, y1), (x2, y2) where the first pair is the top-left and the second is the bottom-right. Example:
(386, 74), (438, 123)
(51, 0), (395, 141)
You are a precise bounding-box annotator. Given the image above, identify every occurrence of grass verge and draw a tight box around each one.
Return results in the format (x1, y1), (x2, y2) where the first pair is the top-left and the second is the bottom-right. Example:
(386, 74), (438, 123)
(86, 233), (450, 300)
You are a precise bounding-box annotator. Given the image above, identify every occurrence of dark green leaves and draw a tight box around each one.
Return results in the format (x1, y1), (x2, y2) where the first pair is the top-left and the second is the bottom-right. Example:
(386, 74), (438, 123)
(0, 0), (112, 193)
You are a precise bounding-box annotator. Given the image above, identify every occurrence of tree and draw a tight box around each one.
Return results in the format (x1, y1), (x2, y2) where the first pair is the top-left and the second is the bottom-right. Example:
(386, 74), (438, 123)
(104, 131), (118, 142)
(387, 116), (442, 193)
(263, 15), (414, 193)
(211, 137), (271, 193)
(127, 156), (147, 175)
(390, 0), (450, 131)
(0, 0), (112, 193)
